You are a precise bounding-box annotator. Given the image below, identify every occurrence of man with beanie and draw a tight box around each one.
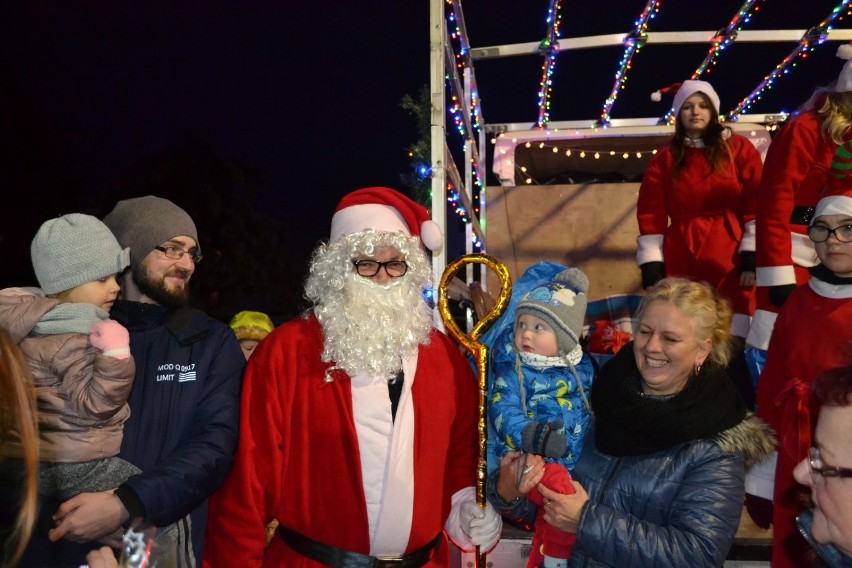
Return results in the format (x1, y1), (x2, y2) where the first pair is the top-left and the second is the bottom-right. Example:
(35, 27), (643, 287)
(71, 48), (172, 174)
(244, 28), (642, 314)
(204, 186), (502, 567)
(46, 197), (245, 567)
(488, 267), (595, 568)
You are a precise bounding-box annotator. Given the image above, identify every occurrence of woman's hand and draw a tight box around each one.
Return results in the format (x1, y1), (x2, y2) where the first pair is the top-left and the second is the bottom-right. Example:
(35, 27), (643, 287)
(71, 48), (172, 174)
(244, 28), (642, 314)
(539, 480), (589, 534)
(495, 451), (545, 503)
(739, 271), (755, 287)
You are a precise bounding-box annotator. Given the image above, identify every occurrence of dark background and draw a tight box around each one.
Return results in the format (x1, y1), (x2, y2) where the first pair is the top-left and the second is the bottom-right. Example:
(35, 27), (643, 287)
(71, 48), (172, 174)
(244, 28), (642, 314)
(1, 1), (847, 322)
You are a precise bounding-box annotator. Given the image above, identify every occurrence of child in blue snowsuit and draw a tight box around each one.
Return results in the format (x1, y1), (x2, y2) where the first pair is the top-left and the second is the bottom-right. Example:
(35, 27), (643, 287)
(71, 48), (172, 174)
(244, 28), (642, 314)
(489, 267), (594, 568)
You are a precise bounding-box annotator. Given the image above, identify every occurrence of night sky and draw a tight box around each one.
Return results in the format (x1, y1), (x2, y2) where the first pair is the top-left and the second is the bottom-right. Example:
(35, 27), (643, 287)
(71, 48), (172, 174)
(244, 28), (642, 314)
(1, 1), (848, 317)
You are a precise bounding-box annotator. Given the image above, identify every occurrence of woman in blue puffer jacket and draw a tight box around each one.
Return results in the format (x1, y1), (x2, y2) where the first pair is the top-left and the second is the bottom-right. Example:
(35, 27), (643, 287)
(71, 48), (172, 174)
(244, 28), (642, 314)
(487, 278), (776, 567)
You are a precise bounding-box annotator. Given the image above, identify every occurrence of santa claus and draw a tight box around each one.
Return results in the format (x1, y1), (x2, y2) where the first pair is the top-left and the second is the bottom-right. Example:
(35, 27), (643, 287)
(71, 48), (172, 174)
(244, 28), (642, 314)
(203, 186), (501, 567)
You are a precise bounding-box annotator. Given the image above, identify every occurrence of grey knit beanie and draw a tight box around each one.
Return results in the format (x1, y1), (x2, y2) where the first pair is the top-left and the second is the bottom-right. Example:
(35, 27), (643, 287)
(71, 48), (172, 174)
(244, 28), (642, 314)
(102, 196), (199, 270)
(516, 267), (589, 356)
(31, 213), (131, 295)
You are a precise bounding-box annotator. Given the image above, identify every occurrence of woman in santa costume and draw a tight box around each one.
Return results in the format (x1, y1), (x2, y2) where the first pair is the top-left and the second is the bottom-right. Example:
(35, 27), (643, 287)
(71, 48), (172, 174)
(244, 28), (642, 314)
(637, 79), (762, 404)
(747, 44), (852, 379)
(202, 187), (502, 567)
(756, 164), (852, 568)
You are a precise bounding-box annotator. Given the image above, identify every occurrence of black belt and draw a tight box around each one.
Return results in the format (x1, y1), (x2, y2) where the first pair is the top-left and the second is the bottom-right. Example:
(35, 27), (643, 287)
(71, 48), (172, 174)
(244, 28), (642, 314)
(278, 526), (441, 568)
(790, 205), (816, 226)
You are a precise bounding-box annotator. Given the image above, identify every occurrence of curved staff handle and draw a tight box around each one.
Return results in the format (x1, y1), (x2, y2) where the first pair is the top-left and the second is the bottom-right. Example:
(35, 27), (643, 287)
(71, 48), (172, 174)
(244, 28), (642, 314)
(437, 254), (512, 568)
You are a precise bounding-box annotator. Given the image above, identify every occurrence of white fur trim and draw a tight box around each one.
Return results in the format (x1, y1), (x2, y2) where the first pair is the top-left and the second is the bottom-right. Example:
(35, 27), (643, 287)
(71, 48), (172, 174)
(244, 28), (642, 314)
(814, 195), (852, 219)
(756, 265), (796, 287)
(745, 309), (778, 351)
(731, 313), (751, 338)
(739, 220), (756, 252)
(636, 234), (665, 265)
(420, 220), (443, 251)
(791, 233), (819, 267)
(351, 353), (418, 555)
(330, 204), (411, 242)
(809, 277), (852, 299)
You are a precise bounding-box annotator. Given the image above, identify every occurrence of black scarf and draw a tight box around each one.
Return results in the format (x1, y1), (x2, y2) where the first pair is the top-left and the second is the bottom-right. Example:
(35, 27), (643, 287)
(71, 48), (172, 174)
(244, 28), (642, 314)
(592, 342), (746, 456)
(809, 263), (852, 286)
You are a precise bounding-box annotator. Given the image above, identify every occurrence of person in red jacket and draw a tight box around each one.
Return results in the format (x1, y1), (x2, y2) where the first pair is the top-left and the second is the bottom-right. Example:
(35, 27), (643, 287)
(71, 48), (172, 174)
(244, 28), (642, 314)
(638, 79), (762, 405)
(756, 168), (852, 568)
(204, 187), (502, 567)
(747, 45), (852, 383)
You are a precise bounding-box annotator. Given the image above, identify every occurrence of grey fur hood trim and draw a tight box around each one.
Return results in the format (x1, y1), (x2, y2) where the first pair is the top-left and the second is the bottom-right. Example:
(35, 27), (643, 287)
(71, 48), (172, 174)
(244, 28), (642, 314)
(715, 412), (777, 469)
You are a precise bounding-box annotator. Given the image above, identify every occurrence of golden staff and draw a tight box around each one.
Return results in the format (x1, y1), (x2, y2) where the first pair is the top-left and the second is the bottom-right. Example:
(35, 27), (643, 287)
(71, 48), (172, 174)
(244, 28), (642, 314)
(437, 254), (512, 568)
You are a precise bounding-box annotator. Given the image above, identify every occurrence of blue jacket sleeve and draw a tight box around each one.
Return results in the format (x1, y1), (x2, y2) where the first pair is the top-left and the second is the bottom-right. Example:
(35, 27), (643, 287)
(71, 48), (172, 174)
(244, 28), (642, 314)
(120, 329), (245, 526)
(574, 448), (745, 567)
(489, 343), (534, 457)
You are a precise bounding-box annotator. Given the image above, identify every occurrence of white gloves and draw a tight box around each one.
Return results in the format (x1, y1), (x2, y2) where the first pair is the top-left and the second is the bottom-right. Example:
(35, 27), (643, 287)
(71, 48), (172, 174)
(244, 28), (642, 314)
(459, 500), (502, 552)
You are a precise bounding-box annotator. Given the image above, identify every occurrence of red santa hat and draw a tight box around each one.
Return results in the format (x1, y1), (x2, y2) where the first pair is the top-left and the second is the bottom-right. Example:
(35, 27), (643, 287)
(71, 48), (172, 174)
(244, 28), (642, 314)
(836, 42), (852, 93)
(651, 79), (720, 115)
(329, 186), (443, 251)
(814, 142), (852, 219)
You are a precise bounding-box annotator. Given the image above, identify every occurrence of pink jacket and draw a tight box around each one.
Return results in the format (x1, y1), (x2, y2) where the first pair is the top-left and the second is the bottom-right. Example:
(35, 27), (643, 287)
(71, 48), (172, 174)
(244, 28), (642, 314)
(0, 289), (135, 462)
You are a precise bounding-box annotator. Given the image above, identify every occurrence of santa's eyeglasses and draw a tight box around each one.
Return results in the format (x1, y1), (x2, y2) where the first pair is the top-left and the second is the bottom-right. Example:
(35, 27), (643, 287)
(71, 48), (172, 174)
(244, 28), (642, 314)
(352, 259), (408, 278)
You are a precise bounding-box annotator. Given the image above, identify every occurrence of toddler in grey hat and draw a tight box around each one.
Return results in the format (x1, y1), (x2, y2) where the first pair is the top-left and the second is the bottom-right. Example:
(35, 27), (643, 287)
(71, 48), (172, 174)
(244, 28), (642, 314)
(488, 266), (595, 568)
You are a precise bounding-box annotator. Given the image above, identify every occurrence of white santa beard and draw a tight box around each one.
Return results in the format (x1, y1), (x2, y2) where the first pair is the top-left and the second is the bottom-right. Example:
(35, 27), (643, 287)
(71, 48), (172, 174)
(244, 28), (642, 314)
(316, 272), (432, 379)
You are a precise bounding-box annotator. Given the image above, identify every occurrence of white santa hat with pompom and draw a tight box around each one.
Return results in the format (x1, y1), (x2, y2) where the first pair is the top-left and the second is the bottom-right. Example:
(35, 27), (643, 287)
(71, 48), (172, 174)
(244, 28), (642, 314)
(651, 80), (720, 115)
(329, 186), (443, 251)
(836, 42), (852, 93)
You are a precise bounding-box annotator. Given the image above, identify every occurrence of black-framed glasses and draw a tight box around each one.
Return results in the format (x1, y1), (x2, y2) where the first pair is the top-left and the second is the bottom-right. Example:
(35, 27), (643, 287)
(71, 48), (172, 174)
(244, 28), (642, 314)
(808, 447), (852, 479)
(807, 223), (852, 243)
(352, 259), (408, 278)
(154, 245), (203, 264)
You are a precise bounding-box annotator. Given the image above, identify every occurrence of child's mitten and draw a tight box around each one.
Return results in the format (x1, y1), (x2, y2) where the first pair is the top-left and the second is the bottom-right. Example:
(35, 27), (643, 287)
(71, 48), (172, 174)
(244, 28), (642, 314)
(89, 320), (131, 360)
(521, 420), (567, 458)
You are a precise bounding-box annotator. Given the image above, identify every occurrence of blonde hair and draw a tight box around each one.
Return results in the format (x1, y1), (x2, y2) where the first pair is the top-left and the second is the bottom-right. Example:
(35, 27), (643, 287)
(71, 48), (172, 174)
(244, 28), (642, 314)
(633, 277), (733, 367)
(819, 91), (852, 145)
(0, 329), (38, 568)
(802, 88), (852, 145)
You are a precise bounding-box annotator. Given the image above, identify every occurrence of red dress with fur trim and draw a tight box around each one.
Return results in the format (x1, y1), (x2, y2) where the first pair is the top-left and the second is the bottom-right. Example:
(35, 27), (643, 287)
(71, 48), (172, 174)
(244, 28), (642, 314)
(750, 111), (848, 349)
(756, 277), (852, 568)
(637, 133), (761, 334)
(203, 314), (478, 567)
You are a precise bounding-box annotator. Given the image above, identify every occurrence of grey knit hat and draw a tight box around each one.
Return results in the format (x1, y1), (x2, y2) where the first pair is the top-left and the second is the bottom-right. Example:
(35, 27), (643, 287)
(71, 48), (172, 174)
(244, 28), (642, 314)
(516, 267), (589, 356)
(31, 213), (131, 295)
(102, 196), (199, 270)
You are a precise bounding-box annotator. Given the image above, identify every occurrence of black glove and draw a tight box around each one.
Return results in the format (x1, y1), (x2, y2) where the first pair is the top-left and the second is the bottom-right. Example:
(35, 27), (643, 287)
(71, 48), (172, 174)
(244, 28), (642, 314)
(640, 261), (666, 289)
(768, 283), (797, 309)
(521, 420), (567, 458)
(739, 251), (756, 273)
(745, 494), (773, 530)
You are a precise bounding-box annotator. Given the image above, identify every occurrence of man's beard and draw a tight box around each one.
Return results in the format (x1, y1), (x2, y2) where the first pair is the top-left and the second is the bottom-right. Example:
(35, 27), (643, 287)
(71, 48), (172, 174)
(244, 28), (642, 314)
(133, 263), (192, 309)
(305, 232), (433, 380)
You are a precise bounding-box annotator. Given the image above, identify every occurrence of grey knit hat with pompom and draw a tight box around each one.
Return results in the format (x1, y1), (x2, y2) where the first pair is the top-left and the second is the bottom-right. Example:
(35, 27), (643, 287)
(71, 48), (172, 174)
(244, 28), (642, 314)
(515, 267), (590, 356)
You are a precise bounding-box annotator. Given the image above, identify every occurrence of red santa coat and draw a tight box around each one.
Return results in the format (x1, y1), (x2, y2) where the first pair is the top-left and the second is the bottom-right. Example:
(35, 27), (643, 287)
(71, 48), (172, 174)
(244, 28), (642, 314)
(756, 277), (852, 568)
(203, 313), (478, 567)
(750, 111), (844, 349)
(637, 133), (762, 332)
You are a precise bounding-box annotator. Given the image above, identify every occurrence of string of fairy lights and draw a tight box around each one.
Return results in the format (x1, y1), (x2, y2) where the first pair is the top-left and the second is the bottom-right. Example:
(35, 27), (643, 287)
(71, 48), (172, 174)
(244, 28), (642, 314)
(597, 0), (661, 126)
(536, 0), (564, 127)
(728, 0), (852, 119)
(661, 0), (764, 124)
